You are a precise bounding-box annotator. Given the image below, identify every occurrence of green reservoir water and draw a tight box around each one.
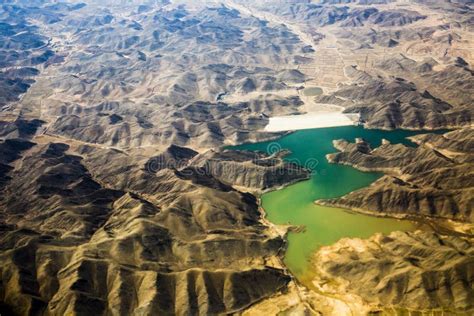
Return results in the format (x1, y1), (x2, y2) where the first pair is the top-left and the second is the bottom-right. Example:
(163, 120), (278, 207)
(231, 126), (433, 281)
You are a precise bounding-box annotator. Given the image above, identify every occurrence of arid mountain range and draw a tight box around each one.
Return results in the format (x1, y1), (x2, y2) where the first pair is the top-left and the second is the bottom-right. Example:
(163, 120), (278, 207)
(0, 0), (473, 315)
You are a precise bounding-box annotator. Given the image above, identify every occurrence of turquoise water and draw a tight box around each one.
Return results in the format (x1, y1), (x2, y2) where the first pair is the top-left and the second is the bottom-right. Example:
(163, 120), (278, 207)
(232, 126), (437, 280)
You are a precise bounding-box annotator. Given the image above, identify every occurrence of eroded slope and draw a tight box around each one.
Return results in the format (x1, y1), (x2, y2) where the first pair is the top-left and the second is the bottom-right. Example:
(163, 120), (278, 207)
(318, 129), (474, 223)
(0, 121), (309, 315)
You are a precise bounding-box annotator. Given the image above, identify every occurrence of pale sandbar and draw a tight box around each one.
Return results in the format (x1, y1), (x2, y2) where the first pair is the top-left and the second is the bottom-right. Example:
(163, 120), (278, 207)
(264, 112), (359, 132)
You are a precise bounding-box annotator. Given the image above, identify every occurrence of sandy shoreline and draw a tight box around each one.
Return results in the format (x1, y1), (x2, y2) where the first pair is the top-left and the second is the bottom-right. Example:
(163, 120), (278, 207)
(264, 112), (360, 132)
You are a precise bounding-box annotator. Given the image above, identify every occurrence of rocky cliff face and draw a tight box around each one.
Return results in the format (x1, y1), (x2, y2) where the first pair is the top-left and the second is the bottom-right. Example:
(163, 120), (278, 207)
(312, 231), (474, 313)
(190, 149), (310, 191)
(0, 123), (309, 315)
(318, 129), (474, 222)
(315, 62), (473, 130)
